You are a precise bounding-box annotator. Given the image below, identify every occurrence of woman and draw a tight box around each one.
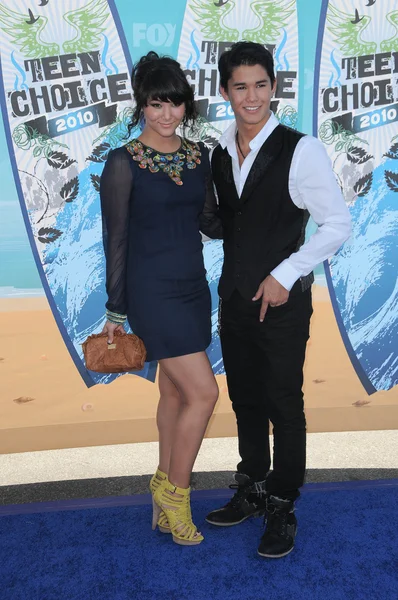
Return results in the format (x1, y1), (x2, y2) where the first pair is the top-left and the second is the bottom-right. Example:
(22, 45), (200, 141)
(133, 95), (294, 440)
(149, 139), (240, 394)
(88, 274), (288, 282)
(100, 51), (222, 546)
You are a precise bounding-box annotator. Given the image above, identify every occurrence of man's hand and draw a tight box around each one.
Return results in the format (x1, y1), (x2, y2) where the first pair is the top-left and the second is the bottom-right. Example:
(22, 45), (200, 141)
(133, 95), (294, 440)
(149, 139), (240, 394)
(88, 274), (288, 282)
(252, 275), (289, 322)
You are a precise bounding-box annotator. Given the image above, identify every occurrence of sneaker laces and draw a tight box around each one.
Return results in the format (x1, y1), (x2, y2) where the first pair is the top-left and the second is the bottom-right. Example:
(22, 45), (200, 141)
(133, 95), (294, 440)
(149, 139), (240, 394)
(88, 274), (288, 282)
(254, 481), (267, 498)
(264, 498), (293, 536)
(226, 483), (252, 509)
(263, 509), (287, 535)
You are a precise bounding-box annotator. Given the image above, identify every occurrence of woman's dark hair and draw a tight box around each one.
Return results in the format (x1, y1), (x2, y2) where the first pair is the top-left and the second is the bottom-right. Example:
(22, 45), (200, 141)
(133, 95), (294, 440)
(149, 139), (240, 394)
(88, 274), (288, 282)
(128, 51), (197, 135)
(218, 41), (275, 90)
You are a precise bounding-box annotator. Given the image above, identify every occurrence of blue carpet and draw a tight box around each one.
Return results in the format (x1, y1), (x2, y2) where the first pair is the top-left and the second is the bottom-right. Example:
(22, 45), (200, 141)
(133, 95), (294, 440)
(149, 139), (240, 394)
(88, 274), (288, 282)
(0, 480), (397, 600)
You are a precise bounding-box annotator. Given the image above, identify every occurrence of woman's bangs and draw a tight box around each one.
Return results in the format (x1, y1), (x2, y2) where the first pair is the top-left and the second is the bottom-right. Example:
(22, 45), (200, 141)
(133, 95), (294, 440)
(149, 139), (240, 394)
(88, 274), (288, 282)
(145, 70), (188, 106)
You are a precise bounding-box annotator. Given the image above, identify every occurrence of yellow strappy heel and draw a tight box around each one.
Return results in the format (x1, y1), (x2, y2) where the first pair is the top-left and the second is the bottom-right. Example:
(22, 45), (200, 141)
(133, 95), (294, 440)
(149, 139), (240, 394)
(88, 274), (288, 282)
(152, 479), (204, 546)
(149, 468), (171, 533)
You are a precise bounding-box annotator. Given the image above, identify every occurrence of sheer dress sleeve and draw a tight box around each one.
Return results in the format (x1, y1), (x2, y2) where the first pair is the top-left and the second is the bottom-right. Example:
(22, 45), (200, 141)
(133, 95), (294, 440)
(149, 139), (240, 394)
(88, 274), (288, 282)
(100, 147), (133, 318)
(198, 143), (223, 240)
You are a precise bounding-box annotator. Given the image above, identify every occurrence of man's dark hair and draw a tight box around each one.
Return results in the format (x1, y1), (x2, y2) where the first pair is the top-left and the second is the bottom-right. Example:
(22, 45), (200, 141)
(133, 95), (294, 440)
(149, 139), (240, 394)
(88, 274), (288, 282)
(218, 41), (275, 90)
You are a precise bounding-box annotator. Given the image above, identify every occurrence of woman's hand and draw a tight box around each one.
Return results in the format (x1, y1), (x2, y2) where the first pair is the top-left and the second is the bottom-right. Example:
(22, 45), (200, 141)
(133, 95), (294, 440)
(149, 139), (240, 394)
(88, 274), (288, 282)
(101, 321), (126, 344)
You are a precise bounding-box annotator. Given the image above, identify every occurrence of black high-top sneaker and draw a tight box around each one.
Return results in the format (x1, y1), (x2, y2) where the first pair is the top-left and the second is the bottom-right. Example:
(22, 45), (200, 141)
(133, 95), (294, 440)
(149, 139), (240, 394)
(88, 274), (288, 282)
(205, 473), (266, 526)
(257, 495), (297, 558)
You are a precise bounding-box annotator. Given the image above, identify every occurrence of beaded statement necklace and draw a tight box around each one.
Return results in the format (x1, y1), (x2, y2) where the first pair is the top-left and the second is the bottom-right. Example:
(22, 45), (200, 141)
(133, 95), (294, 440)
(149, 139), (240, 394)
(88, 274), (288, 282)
(126, 138), (202, 186)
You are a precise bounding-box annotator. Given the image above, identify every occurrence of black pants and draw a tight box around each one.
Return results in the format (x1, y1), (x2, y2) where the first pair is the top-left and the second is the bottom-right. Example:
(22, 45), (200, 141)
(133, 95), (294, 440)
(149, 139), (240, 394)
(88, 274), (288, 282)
(220, 288), (313, 501)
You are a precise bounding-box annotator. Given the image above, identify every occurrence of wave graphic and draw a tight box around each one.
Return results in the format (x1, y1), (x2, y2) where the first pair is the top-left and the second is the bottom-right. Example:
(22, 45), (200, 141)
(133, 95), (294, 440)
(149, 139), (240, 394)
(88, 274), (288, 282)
(329, 157), (398, 391)
(187, 29), (201, 71)
(283, 53), (290, 71)
(203, 239), (224, 374)
(101, 34), (117, 75)
(330, 48), (341, 87)
(11, 51), (28, 91)
(44, 159), (122, 384)
(109, 57), (119, 75)
(275, 28), (288, 72)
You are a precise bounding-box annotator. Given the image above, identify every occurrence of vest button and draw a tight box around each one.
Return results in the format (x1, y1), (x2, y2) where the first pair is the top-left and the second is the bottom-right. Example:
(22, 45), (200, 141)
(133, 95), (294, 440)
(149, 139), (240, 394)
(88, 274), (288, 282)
(236, 243), (240, 248)
(237, 211), (242, 216)
(237, 227), (241, 232)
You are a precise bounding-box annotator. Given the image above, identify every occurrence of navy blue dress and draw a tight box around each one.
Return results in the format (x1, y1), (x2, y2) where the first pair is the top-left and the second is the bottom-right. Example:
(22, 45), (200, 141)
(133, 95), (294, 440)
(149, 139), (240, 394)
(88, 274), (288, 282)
(100, 138), (222, 362)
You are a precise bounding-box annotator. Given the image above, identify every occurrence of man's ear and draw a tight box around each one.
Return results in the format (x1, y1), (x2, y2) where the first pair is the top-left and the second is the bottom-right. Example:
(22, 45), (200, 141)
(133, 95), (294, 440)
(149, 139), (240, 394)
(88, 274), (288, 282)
(220, 85), (229, 102)
(271, 79), (277, 96)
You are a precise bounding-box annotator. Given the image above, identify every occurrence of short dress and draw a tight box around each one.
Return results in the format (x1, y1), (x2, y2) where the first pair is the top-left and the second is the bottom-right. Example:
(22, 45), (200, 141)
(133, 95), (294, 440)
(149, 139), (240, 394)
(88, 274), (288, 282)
(100, 138), (222, 362)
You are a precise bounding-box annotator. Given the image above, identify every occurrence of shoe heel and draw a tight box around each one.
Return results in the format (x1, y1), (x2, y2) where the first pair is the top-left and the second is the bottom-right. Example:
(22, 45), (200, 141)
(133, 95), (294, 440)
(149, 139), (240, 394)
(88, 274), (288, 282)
(152, 496), (161, 531)
(150, 469), (171, 533)
(156, 480), (204, 545)
(158, 525), (170, 534)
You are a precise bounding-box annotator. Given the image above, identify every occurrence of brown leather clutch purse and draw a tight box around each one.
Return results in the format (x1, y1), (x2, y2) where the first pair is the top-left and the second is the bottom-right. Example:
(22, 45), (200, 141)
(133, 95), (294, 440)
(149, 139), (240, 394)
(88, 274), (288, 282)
(82, 330), (146, 373)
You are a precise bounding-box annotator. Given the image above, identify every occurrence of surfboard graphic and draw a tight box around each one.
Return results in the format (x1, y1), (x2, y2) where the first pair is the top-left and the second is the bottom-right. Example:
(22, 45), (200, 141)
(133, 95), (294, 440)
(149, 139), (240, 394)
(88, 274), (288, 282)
(0, 0), (157, 386)
(177, 0), (300, 374)
(315, 0), (398, 393)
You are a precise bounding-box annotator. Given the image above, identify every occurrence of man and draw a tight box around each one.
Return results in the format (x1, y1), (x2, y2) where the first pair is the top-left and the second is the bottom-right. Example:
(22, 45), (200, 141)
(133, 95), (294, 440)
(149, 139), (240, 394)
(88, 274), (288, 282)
(205, 42), (351, 558)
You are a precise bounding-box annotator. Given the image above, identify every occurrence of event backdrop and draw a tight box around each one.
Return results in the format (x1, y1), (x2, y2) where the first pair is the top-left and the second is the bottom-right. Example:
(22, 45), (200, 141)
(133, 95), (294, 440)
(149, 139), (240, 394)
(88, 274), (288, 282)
(315, 0), (398, 394)
(0, 0), (397, 396)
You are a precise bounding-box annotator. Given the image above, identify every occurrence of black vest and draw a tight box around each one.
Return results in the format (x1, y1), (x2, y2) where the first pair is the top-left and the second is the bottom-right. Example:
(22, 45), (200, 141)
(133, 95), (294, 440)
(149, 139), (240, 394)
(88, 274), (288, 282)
(211, 124), (314, 301)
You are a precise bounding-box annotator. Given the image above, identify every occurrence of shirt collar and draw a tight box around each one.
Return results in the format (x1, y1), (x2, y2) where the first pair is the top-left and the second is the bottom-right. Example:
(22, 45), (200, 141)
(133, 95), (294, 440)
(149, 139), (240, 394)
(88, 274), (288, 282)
(219, 111), (279, 156)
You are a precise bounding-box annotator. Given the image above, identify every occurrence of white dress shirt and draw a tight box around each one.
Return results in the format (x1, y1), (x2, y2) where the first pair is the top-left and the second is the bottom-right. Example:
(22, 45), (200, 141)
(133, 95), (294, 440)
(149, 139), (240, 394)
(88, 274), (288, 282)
(218, 112), (352, 291)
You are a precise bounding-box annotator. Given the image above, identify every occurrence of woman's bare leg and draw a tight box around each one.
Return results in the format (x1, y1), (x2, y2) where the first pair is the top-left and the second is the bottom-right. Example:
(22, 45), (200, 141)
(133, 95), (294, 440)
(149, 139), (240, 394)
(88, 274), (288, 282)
(159, 351), (219, 489)
(157, 366), (181, 474)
